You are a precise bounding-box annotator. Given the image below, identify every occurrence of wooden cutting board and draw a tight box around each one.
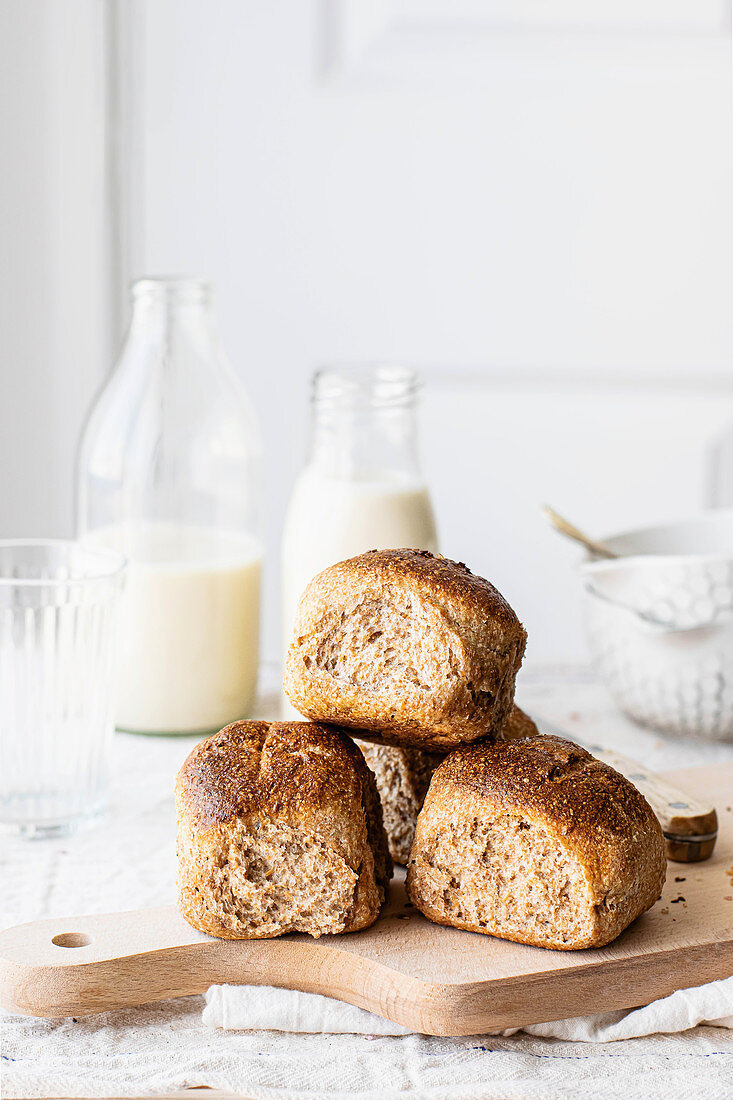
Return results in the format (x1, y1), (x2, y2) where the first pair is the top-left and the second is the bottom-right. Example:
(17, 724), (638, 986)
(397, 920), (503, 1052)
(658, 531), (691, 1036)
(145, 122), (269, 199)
(1, 763), (732, 1036)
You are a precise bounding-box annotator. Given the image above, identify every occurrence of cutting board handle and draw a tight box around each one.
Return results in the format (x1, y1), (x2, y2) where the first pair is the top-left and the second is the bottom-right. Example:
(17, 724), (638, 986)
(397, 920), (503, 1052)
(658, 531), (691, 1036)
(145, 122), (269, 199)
(0, 906), (210, 1017)
(0, 906), (414, 1023)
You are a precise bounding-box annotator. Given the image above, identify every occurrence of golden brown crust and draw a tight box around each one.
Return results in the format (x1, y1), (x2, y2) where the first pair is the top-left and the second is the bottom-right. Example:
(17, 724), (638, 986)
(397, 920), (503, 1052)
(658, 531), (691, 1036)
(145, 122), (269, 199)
(179, 720), (374, 831)
(284, 549), (527, 750)
(436, 735), (653, 844)
(407, 735), (666, 950)
(176, 721), (392, 939)
(339, 550), (526, 639)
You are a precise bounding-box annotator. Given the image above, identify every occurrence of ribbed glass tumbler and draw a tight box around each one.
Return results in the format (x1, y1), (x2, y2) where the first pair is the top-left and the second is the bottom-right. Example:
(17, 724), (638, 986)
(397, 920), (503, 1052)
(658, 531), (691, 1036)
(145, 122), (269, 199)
(0, 540), (125, 837)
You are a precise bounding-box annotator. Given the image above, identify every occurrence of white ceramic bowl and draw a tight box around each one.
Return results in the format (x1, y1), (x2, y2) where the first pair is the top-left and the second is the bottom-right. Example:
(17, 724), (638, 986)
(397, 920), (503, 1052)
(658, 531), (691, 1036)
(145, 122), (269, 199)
(580, 510), (733, 742)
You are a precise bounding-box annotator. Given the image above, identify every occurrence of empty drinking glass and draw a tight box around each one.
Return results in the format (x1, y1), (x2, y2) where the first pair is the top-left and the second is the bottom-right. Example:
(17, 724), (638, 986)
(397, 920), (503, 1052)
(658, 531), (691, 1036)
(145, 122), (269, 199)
(0, 540), (125, 837)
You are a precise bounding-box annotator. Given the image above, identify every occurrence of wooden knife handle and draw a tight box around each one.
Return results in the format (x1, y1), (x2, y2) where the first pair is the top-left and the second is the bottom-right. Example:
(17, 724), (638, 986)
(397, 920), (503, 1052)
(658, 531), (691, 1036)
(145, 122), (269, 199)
(589, 747), (718, 863)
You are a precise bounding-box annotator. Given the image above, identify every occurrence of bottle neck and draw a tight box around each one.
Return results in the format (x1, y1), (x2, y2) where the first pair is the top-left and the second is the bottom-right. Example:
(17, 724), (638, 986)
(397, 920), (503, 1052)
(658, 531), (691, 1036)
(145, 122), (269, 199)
(127, 277), (217, 344)
(306, 366), (423, 482)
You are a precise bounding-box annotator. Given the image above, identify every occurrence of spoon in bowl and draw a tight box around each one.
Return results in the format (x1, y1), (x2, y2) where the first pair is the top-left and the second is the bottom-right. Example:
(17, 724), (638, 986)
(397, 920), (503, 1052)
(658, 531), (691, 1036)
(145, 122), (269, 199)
(542, 505), (619, 560)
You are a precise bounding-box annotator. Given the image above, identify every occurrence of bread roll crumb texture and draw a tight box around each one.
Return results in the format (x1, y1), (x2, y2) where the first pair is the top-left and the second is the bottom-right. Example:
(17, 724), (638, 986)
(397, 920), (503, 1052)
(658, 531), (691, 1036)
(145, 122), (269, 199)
(284, 549), (527, 750)
(406, 735), (666, 949)
(176, 721), (392, 939)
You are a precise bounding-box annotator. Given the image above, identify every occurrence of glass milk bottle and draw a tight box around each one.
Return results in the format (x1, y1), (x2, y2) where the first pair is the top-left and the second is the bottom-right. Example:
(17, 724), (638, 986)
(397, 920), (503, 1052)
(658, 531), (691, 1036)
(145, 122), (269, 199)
(282, 365), (438, 653)
(76, 277), (262, 734)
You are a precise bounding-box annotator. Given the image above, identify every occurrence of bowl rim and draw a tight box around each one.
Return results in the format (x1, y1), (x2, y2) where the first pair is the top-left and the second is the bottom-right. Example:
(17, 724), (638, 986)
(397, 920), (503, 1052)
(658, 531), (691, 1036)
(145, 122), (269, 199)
(580, 508), (733, 574)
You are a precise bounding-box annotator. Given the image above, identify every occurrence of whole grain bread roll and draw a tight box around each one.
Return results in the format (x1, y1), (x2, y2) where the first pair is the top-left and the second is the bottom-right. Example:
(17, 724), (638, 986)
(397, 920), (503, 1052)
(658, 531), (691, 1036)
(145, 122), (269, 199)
(406, 734), (666, 950)
(284, 549), (527, 751)
(358, 705), (539, 864)
(176, 720), (392, 939)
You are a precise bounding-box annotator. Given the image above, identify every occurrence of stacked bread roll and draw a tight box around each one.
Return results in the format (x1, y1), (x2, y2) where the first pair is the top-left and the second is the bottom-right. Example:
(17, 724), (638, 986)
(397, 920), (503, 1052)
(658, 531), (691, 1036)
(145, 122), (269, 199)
(284, 548), (530, 860)
(176, 720), (392, 939)
(177, 548), (666, 950)
(283, 549), (666, 950)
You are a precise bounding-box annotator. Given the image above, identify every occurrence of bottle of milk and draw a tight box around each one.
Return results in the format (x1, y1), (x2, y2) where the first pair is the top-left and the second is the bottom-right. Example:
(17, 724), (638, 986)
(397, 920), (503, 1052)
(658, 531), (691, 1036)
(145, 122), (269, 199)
(76, 277), (263, 734)
(281, 366), (438, 663)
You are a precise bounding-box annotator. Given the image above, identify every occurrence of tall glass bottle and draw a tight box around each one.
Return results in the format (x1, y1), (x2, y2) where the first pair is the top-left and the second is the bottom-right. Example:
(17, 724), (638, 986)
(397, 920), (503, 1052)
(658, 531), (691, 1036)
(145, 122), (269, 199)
(77, 277), (262, 734)
(281, 365), (438, 653)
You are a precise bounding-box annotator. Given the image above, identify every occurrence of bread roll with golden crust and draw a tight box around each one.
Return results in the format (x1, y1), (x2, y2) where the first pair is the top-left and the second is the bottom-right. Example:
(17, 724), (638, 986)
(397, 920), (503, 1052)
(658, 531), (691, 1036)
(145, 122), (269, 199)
(406, 735), (666, 950)
(176, 721), (391, 939)
(284, 549), (527, 751)
(358, 706), (539, 864)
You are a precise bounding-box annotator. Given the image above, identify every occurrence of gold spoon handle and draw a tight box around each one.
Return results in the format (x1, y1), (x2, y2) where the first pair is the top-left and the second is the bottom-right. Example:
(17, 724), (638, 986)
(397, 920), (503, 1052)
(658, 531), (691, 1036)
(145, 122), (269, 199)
(542, 505), (618, 560)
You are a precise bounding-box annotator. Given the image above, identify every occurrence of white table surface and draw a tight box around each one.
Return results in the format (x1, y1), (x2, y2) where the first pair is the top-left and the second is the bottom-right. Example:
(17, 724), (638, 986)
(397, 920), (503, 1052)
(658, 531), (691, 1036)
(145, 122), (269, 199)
(2, 666), (733, 1099)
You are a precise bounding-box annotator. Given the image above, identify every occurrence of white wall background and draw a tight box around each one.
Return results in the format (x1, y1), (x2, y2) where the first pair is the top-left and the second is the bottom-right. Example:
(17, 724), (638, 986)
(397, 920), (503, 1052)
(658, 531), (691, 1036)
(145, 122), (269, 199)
(0, 0), (111, 537)
(2, 0), (732, 670)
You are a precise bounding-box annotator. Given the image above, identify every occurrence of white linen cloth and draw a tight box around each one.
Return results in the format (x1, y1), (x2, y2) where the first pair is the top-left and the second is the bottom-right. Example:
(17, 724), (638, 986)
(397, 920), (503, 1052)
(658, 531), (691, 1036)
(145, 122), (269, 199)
(3, 675), (733, 1099)
(204, 984), (412, 1034)
(203, 976), (733, 1041)
(5, 995), (732, 1099)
